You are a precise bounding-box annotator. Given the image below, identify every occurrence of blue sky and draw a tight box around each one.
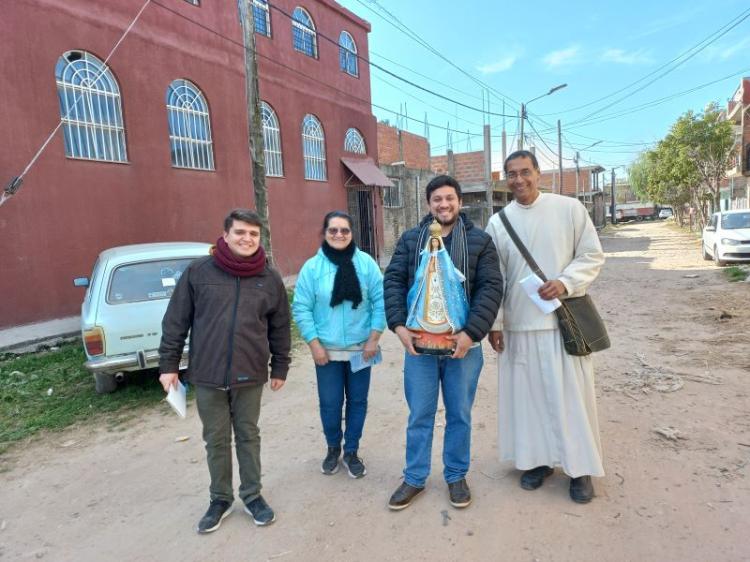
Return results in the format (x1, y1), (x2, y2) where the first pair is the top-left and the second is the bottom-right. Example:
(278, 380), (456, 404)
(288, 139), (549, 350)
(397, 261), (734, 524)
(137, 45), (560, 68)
(337, 0), (750, 174)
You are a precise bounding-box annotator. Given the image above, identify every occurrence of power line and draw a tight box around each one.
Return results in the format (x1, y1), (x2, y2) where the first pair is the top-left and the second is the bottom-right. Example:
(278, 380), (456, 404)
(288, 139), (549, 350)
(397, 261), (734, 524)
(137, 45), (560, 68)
(551, 66), (750, 133)
(2, 0), (152, 208)
(369, 50), (484, 102)
(351, 0), (520, 109)
(267, 2), (517, 118)
(536, 6), (750, 119)
(565, 8), (750, 127)
(371, 73), (485, 129)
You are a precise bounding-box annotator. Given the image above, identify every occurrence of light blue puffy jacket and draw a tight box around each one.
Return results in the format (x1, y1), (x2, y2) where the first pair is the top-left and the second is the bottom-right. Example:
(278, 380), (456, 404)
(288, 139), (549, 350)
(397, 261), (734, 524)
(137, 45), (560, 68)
(292, 247), (386, 349)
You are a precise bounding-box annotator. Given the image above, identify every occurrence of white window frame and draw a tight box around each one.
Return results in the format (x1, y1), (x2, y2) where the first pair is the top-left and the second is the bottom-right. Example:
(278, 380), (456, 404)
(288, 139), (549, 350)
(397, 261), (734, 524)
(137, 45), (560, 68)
(344, 128), (366, 154)
(55, 50), (127, 162)
(383, 177), (403, 208)
(261, 101), (283, 177)
(339, 31), (358, 77)
(253, 0), (271, 36)
(166, 79), (215, 171)
(292, 7), (317, 58)
(302, 114), (326, 181)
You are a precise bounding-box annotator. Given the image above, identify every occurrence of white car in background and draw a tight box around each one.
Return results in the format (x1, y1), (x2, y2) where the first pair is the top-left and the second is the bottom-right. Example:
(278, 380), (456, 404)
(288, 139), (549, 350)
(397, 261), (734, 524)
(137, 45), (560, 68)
(74, 242), (211, 393)
(702, 210), (750, 267)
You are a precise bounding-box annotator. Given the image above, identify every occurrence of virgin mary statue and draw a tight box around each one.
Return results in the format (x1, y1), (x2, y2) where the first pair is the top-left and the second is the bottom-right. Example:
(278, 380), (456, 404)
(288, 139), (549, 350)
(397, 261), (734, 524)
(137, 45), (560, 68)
(405, 220), (469, 354)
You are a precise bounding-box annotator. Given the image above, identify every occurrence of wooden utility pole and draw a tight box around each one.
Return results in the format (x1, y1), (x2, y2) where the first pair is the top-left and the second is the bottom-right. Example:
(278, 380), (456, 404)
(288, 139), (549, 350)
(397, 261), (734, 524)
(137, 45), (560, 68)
(518, 104), (525, 150)
(557, 120), (563, 195)
(240, 0), (273, 260)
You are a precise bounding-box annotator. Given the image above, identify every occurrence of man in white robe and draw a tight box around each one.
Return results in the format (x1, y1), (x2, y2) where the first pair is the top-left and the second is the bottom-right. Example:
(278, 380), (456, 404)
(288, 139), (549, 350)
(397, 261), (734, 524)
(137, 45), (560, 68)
(485, 150), (605, 503)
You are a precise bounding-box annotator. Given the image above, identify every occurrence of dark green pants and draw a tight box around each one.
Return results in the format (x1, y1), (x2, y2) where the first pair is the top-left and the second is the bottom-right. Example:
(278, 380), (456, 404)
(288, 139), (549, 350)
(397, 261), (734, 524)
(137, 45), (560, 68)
(195, 384), (264, 504)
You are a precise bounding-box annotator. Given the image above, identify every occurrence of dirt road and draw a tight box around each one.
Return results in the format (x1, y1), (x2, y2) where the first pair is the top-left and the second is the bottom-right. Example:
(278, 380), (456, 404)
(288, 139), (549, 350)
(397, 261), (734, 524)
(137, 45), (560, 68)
(1, 221), (748, 562)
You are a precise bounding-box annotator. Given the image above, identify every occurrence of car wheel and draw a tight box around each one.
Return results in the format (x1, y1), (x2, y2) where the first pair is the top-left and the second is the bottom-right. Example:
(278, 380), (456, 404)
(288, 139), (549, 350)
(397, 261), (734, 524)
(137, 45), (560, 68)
(713, 246), (726, 267)
(702, 243), (712, 261)
(94, 372), (118, 394)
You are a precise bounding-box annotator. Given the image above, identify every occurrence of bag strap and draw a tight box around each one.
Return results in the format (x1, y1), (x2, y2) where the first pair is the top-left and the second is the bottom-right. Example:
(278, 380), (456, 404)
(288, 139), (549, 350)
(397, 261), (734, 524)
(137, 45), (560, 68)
(498, 209), (548, 282)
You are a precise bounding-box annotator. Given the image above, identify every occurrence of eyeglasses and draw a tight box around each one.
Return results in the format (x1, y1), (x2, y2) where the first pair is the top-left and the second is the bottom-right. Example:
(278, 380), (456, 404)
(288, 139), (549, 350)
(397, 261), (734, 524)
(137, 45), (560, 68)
(506, 169), (535, 180)
(326, 227), (351, 236)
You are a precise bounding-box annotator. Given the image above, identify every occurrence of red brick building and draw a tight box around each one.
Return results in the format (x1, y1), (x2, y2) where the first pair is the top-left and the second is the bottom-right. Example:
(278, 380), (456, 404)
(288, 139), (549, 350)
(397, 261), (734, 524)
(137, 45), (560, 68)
(0, 0), (384, 328)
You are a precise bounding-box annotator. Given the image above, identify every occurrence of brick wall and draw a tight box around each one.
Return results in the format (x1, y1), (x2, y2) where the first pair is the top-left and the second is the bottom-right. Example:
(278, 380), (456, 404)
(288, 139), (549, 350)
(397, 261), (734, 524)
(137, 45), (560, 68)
(376, 122), (430, 169)
(430, 150), (486, 184)
(539, 168), (600, 197)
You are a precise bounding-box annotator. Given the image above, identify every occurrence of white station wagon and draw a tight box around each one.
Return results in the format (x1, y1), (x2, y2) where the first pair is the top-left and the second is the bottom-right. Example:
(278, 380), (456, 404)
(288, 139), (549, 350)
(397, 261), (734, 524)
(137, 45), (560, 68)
(74, 242), (211, 393)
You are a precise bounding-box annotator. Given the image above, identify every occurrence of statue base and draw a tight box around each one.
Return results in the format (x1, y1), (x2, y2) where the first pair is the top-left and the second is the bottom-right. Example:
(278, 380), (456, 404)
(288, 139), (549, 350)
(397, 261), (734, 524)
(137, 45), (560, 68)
(413, 331), (455, 356)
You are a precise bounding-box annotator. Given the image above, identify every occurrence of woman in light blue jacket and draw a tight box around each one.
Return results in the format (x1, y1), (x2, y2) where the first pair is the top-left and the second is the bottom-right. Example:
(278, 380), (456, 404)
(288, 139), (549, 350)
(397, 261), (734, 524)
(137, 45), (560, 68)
(292, 211), (386, 479)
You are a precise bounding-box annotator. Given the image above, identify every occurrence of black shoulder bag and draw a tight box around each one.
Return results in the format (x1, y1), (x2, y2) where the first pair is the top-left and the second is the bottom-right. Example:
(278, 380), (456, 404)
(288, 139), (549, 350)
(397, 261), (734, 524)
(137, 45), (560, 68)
(498, 210), (610, 356)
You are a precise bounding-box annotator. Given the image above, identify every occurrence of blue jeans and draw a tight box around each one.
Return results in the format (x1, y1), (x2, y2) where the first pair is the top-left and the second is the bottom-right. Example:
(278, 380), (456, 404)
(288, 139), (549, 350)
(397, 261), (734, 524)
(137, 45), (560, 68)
(315, 360), (371, 453)
(403, 345), (483, 487)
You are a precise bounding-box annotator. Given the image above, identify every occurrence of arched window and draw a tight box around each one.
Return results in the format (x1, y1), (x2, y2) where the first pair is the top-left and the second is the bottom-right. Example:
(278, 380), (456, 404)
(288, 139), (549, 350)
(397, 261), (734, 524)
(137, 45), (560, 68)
(339, 31), (358, 77)
(261, 102), (283, 177)
(344, 128), (366, 154)
(166, 79), (214, 170)
(55, 50), (127, 162)
(302, 114), (326, 180)
(292, 7), (317, 58)
(253, 0), (271, 36)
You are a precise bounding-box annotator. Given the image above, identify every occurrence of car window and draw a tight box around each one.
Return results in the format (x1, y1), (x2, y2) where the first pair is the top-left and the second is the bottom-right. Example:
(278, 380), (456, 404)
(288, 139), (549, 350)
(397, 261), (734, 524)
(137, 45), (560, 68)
(721, 212), (750, 230)
(711, 214), (718, 228)
(107, 258), (195, 304)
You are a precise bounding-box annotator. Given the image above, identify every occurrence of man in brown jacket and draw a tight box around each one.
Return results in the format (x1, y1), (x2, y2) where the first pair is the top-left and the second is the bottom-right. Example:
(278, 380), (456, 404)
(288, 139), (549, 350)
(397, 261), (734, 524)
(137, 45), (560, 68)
(159, 208), (291, 534)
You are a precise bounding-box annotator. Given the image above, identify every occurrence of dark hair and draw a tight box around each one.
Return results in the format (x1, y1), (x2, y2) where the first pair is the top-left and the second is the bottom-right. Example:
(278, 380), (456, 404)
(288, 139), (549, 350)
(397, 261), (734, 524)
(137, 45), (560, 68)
(504, 150), (540, 173)
(224, 208), (262, 232)
(425, 174), (462, 202)
(322, 210), (353, 235)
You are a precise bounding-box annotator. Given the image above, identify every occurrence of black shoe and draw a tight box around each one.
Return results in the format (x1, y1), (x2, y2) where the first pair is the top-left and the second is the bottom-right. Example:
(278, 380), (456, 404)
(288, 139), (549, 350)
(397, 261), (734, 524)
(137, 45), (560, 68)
(569, 476), (594, 503)
(321, 446), (341, 475)
(388, 482), (425, 511)
(448, 478), (472, 508)
(342, 451), (367, 479)
(520, 466), (554, 490)
(196, 499), (233, 534)
(244, 495), (276, 526)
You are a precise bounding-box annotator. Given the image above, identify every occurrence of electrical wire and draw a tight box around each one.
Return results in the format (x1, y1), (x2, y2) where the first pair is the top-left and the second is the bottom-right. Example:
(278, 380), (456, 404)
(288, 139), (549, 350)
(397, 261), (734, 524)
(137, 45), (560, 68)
(565, 8), (750, 127)
(2, 0), (152, 208)
(535, 6), (750, 118)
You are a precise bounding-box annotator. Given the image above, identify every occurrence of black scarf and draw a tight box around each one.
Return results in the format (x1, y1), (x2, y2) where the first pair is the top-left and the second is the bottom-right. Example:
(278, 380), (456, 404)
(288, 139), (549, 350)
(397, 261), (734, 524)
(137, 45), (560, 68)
(321, 241), (363, 309)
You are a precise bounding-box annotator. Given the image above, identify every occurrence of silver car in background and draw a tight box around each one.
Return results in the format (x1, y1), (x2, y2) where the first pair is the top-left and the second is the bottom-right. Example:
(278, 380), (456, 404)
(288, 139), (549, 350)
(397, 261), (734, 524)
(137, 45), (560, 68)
(74, 242), (211, 393)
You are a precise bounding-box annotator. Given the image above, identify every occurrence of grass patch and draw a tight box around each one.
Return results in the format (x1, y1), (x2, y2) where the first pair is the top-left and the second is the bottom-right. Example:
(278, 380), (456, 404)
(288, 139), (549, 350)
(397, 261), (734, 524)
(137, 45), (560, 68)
(0, 294), (305, 456)
(0, 341), (167, 455)
(724, 266), (749, 282)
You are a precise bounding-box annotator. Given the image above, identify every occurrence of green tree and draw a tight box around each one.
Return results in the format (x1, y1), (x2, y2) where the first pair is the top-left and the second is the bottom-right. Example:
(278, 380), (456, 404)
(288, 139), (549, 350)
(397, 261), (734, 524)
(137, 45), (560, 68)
(629, 103), (735, 228)
(671, 103), (735, 218)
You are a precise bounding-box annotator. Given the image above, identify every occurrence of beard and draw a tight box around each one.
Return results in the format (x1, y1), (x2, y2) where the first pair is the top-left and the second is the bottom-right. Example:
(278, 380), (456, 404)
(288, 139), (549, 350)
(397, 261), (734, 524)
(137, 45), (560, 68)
(433, 213), (458, 226)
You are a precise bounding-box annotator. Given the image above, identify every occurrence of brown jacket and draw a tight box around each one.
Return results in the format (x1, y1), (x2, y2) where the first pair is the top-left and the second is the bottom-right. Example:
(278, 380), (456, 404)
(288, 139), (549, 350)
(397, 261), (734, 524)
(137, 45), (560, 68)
(159, 256), (291, 388)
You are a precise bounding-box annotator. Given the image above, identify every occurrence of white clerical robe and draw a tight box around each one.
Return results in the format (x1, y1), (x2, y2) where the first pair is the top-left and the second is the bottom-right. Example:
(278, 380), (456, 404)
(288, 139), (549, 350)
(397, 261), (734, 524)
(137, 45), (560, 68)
(485, 193), (605, 477)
